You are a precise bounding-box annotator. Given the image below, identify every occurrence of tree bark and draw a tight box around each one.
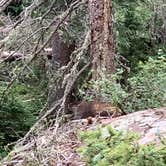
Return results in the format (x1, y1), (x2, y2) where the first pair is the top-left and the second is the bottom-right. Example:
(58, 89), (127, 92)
(89, 0), (115, 80)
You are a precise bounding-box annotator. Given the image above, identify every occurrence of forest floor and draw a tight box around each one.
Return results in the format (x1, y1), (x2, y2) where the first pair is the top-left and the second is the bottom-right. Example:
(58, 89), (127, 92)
(1, 107), (166, 166)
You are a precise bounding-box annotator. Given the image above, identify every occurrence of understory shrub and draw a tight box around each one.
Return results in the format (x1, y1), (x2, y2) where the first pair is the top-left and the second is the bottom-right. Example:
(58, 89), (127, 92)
(78, 72), (127, 105)
(0, 82), (47, 157)
(78, 126), (166, 166)
(0, 58), (48, 157)
(0, 92), (35, 157)
(79, 56), (166, 112)
(124, 56), (166, 112)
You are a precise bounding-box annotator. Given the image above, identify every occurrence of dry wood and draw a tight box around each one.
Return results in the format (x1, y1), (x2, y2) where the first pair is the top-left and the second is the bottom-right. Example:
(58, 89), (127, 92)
(0, 0), (87, 100)
(0, 0), (13, 12)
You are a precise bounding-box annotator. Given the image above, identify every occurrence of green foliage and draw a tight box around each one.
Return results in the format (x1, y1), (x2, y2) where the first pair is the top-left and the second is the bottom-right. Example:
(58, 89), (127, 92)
(124, 56), (166, 112)
(0, 80), (47, 157)
(79, 73), (127, 106)
(78, 126), (166, 166)
(79, 56), (166, 112)
(0, 93), (34, 140)
(4, 0), (32, 17)
(0, 91), (35, 157)
(0, 59), (48, 157)
(113, 0), (165, 71)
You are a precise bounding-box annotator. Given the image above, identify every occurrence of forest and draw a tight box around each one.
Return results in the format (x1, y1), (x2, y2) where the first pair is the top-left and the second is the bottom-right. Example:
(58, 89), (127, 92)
(0, 0), (166, 165)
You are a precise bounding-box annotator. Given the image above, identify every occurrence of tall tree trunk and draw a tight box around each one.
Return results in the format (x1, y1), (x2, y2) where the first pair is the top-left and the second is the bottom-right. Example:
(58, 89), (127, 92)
(89, 0), (115, 80)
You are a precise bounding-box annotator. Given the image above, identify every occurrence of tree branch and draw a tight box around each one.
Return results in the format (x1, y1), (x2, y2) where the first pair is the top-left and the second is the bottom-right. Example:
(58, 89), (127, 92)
(0, 0), (13, 12)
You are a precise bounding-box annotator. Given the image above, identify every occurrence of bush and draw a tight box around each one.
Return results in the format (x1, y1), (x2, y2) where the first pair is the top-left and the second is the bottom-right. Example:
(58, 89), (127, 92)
(0, 81), (46, 157)
(0, 92), (35, 157)
(124, 56), (166, 112)
(79, 56), (166, 112)
(81, 74), (127, 105)
(78, 126), (166, 166)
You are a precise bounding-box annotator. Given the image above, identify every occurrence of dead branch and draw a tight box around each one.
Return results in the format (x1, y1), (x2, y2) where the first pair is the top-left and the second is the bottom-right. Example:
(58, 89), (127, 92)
(0, 0), (86, 63)
(17, 29), (90, 146)
(0, 0), (13, 12)
(0, 48), (52, 62)
(0, 0), (87, 100)
(0, 51), (24, 62)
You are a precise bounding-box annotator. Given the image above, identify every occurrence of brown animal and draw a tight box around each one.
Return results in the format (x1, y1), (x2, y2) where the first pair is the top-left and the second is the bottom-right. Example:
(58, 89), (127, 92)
(72, 101), (125, 119)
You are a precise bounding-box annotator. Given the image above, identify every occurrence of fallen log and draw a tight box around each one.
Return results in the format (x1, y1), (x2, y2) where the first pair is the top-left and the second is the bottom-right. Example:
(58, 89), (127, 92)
(0, 51), (23, 62)
(0, 48), (52, 63)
